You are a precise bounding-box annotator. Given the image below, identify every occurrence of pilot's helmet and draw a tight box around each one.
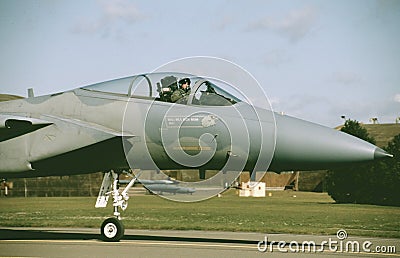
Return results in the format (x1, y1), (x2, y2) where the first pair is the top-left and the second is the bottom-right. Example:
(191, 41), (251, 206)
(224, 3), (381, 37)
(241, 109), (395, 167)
(179, 78), (191, 92)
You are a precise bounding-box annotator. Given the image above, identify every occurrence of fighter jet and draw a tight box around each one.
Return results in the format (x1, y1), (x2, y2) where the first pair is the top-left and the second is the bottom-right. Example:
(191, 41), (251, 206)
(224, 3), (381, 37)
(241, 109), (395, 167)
(0, 72), (392, 241)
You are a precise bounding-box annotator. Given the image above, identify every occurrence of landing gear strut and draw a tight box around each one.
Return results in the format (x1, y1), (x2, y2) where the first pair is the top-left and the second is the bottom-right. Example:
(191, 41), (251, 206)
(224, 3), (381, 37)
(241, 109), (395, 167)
(96, 170), (137, 242)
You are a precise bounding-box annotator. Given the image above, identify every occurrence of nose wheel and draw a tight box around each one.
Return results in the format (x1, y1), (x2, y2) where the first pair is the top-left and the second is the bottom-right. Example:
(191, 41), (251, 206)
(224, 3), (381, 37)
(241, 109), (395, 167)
(101, 217), (125, 242)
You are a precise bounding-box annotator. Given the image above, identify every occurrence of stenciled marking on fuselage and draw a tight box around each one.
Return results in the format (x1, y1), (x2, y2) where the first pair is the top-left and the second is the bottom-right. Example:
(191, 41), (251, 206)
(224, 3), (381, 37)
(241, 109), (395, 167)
(172, 146), (213, 151)
(165, 115), (206, 128)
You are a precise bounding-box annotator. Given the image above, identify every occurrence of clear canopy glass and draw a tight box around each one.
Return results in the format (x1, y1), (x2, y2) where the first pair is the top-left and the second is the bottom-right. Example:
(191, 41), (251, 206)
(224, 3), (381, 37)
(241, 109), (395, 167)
(81, 72), (244, 106)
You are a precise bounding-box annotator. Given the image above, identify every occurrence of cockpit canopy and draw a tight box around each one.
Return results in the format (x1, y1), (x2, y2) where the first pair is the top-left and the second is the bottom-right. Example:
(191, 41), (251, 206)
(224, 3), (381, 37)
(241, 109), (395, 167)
(81, 72), (244, 106)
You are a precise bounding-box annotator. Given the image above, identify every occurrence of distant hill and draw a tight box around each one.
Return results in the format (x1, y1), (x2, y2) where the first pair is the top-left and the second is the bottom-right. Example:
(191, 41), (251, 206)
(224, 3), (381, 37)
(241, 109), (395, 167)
(0, 94), (24, 102)
(336, 123), (400, 148)
(362, 123), (400, 148)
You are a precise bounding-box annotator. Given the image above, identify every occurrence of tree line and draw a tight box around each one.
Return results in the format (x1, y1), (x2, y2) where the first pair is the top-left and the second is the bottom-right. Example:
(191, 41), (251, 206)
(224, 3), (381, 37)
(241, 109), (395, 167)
(326, 119), (400, 206)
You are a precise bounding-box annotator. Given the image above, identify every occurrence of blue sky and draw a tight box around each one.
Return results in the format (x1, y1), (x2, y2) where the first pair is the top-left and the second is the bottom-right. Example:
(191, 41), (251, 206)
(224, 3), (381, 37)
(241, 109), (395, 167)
(0, 0), (399, 127)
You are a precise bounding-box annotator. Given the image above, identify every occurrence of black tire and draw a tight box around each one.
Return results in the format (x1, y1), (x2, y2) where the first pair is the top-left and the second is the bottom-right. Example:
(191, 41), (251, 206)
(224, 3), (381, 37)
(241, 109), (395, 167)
(100, 217), (125, 242)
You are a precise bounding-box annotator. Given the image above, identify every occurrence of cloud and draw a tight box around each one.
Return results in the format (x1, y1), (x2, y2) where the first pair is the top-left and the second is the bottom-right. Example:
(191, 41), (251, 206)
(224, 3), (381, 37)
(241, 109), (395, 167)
(331, 96), (400, 125)
(214, 15), (235, 32)
(101, 0), (144, 24)
(71, 19), (102, 35)
(246, 6), (318, 43)
(272, 93), (330, 116)
(262, 49), (291, 68)
(282, 93), (399, 127)
(330, 71), (363, 85)
(268, 96), (281, 107)
(71, 0), (145, 36)
(394, 94), (400, 103)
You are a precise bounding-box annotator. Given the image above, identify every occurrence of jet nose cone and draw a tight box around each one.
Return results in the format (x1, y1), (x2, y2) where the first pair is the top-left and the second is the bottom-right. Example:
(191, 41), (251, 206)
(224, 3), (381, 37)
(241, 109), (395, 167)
(374, 148), (393, 159)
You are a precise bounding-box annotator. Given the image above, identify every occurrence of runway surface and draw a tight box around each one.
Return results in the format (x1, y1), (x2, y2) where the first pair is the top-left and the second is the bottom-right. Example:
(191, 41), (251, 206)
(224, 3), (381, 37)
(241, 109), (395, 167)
(0, 227), (398, 257)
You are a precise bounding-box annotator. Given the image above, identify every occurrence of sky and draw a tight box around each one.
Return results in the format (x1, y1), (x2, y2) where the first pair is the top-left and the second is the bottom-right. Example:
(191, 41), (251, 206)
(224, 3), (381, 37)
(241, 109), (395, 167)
(0, 0), (399, 127)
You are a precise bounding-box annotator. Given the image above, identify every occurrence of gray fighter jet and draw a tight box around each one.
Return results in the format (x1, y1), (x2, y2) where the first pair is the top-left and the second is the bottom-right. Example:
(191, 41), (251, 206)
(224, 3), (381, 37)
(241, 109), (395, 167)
(0, 72), (392, 241)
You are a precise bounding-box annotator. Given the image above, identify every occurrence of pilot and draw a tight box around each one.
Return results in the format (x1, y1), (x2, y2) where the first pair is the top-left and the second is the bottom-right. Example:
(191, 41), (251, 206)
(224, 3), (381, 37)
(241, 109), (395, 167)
(171, 78), (191, 103)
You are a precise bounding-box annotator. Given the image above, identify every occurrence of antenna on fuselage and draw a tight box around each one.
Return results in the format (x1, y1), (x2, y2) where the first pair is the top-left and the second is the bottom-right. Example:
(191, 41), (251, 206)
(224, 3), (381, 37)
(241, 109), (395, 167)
(27, 88), (34, 98)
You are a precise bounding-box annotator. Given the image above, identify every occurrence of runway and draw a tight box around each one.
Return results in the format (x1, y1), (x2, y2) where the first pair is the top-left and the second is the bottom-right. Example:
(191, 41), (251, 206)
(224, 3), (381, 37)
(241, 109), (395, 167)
(0, 227), (398, 257)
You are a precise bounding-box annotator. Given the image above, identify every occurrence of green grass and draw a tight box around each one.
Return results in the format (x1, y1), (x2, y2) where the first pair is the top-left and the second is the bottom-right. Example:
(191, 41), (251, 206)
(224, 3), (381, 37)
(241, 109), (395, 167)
(0, 190), (399, 238)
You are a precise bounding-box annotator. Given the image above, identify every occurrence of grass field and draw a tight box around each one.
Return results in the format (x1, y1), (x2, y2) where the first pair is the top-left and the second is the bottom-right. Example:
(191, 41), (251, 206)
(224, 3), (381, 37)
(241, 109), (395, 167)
(0, 190), (399, 238)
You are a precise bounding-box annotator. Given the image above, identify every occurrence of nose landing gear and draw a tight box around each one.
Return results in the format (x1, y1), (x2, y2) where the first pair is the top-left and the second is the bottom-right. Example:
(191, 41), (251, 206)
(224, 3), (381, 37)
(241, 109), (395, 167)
(96, 170), (137, 242)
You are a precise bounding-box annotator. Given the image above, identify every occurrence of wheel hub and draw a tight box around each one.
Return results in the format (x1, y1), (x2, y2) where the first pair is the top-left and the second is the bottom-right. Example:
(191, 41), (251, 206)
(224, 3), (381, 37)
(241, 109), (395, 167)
(104, 223), (117, 238)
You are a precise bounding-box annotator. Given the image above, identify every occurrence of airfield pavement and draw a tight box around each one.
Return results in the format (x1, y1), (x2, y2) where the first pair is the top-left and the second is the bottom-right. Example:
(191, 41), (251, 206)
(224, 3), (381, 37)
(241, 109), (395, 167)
(0, 227), (398, 257)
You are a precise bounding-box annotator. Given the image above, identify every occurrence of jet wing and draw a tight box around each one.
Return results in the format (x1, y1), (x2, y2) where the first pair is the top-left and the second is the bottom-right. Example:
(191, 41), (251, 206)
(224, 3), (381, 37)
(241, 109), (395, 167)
(0, 114), (53, 142)
(26, 114), (135, 162)
(0, 114), (135, 173)
(42, 115), (128, 137)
